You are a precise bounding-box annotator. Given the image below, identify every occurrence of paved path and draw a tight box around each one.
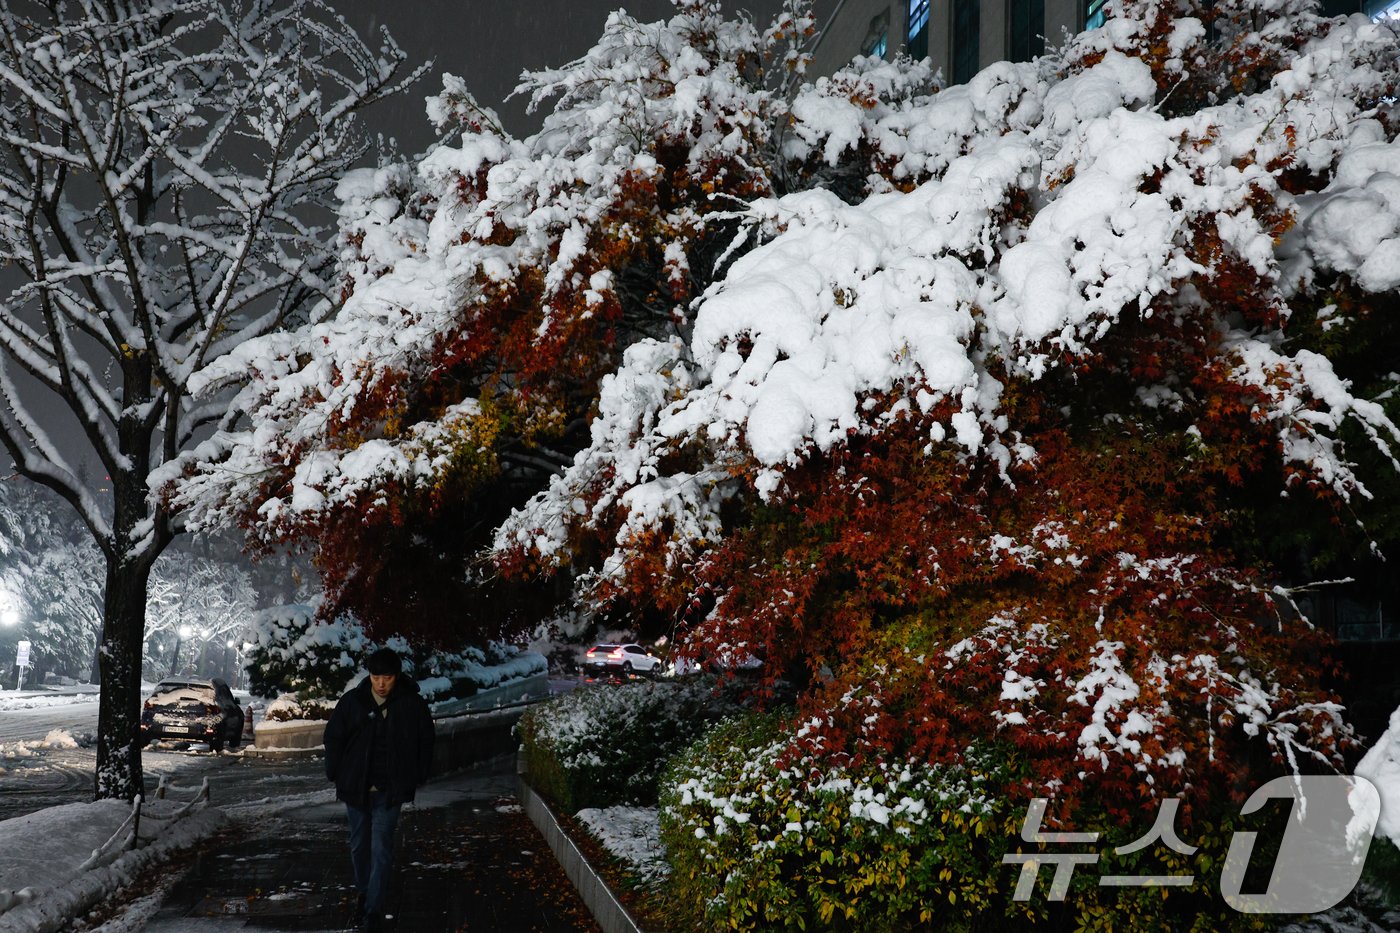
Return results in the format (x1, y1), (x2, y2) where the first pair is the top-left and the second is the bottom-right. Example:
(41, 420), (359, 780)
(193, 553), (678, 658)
(125, 755), (600, 932)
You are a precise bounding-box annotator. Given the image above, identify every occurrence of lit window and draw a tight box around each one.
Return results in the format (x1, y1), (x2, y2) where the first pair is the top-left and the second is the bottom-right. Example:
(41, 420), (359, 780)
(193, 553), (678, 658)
(1085, 0), (1108, 29)
(908, 0), (931, 58)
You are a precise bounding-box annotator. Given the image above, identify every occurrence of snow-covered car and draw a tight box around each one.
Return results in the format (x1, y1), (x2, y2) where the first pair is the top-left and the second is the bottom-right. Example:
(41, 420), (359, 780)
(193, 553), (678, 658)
(583, 644), (663, 676)
(138, 678), (244, 752)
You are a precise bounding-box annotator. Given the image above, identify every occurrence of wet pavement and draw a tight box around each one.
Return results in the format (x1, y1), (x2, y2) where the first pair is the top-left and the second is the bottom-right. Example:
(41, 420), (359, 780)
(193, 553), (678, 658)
(135, 755), (601, 932)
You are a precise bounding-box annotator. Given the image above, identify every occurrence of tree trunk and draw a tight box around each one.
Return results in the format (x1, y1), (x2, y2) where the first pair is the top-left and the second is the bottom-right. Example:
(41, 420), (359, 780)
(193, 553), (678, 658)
(93, 557), (152, 801)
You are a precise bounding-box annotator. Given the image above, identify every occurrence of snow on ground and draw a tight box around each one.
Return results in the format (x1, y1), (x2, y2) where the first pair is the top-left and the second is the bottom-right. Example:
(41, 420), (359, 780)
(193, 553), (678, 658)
(0, 692), (99, 712)
(575, 805), (668, 883)
(0, 794), (224, 933)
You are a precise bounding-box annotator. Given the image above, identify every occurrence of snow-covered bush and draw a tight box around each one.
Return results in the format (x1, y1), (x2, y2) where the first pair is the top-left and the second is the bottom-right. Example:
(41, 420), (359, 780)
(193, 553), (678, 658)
(517, 679), (746, 811)
(246, 604), (545, 712)
(260, 692), (338, 724)
(661, 715), (1268, 932)
(244, 605), (369, 710)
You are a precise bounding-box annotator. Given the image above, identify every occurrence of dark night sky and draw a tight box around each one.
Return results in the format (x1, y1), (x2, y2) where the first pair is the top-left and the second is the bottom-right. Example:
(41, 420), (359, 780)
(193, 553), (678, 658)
(340, 0), (817, 152)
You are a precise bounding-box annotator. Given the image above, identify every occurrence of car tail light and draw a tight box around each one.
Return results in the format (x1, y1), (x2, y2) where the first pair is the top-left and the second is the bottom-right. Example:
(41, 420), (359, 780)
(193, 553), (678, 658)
(608, 648), (624, 659)
(142, 700), (152, 710)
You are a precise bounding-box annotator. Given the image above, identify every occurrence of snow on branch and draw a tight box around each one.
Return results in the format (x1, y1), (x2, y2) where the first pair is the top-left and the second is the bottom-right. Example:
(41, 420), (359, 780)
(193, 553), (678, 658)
(0, 0), (421, 558)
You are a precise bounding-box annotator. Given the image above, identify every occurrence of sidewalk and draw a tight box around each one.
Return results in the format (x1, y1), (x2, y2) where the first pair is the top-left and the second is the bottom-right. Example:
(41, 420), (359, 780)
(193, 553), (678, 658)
(132, 755), (601, 932)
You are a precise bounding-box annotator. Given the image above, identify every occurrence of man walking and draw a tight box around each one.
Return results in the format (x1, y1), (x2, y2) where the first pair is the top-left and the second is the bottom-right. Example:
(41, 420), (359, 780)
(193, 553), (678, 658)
(325, 647), (435, 931)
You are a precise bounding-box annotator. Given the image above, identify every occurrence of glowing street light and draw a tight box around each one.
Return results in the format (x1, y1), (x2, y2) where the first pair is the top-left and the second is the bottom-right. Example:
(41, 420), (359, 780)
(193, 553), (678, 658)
(0, 590), (22, 690)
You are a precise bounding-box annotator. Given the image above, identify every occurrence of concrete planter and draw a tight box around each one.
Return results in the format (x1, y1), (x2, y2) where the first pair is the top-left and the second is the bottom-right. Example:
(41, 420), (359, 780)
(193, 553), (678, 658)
(250, 717), (326, 751)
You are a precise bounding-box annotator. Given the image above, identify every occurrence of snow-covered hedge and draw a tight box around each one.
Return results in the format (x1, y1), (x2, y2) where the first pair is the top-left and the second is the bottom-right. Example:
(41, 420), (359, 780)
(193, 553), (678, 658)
(246, 604), (545, 716)
(660, 715), (1267, 932)
(517, 679), (745, 812)
(415, 641), (547, 705)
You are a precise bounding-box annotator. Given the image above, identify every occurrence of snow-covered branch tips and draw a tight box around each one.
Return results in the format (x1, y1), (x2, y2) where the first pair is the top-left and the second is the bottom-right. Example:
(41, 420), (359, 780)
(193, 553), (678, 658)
(0, 0), (424, 801)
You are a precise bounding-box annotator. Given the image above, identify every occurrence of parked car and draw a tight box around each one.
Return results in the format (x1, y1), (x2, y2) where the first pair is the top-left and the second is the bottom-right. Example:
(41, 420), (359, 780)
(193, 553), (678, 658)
(583, 643), (663, 676)
(138, 678), (244, 752)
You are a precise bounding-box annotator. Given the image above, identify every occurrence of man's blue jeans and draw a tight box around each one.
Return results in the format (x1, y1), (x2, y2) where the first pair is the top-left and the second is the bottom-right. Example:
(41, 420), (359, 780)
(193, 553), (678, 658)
(345, 791), (401, 916)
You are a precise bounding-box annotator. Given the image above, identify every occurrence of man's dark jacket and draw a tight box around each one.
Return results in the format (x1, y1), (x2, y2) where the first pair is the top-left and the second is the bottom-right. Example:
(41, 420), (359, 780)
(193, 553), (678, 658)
(324, 675), (435, 806)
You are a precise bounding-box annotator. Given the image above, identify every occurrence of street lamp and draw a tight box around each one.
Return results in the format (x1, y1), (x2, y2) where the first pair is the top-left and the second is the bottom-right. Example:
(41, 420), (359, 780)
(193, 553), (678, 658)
(0, 591), (22, 691)
(170, 623), (195, 678)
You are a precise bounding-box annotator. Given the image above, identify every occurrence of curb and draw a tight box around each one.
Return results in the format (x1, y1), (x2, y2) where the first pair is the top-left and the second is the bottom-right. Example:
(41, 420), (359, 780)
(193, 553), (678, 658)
(517, 777), (644, 933)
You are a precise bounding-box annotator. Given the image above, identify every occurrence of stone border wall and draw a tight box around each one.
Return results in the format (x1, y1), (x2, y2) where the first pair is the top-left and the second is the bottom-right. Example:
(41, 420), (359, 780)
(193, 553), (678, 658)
(517, 772), (644, 933)
(248, 673), (550, 755)
(247, 698), (531, 771)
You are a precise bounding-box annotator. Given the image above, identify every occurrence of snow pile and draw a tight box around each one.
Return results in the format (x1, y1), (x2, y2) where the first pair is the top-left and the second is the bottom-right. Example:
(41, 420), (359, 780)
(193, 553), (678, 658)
(1356, 704), (1400, 849)
(0, 730), (86, 763)
(575, 806), (669, 883)
(0, 796), (224, 932)
(36, 729), (78, 749)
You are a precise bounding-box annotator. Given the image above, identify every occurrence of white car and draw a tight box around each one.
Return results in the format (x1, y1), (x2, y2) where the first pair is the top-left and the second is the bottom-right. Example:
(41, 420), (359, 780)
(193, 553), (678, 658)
(583, 643), (663, 676)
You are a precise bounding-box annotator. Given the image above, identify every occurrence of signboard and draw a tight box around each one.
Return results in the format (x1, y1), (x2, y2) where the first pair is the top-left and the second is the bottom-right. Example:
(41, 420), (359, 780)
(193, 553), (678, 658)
(16, 639), (30, 668)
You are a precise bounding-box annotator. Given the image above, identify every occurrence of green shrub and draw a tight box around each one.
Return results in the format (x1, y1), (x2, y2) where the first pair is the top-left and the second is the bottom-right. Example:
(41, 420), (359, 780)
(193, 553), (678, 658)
(517, 678), (744, 812)
(660, 714), (1279, 932)
(1360, 836), (1400, 908)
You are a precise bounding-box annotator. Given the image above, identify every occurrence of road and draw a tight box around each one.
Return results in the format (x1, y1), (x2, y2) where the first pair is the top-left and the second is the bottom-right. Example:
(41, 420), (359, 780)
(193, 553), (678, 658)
(0, 692), (101, 742)
(0, 692), (331, 824)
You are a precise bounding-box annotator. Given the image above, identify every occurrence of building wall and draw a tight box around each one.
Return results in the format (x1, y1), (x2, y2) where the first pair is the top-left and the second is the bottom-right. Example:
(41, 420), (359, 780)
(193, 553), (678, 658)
(810, 0), (907, 78)
(811, 0), (1084, 81)
(809, 0), (1388, 84)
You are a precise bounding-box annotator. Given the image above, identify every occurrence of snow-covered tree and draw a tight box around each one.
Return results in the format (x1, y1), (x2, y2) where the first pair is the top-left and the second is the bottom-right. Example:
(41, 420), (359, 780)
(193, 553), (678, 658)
(144, 550), (256, 680)
(0, 478), (102, 683)
(160, 0), (887, 637)
(492, 0), (1400, 818)
(169, 0), (1400, 857)
(0, 0), (422, 799)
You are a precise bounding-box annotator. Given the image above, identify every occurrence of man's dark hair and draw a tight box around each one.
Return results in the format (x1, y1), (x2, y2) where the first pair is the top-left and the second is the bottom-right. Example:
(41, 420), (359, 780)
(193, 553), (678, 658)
(365, 648), (402, 676)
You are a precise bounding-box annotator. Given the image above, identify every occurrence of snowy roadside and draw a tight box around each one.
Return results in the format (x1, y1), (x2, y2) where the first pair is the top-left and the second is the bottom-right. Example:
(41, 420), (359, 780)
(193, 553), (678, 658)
(1, 716), (230, 933)
(0, 691), (100, 712)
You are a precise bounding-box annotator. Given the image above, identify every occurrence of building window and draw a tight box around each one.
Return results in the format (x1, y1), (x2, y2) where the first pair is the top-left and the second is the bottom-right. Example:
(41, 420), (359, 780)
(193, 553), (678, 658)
(907, 0), (931, 59)
(1366, 0), (1400, 18)
(1008, 0), (1044, 61)
(1085, 0), (1108, 29)
(863, 8), (891, 58)
(952, 0), (979, 83)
